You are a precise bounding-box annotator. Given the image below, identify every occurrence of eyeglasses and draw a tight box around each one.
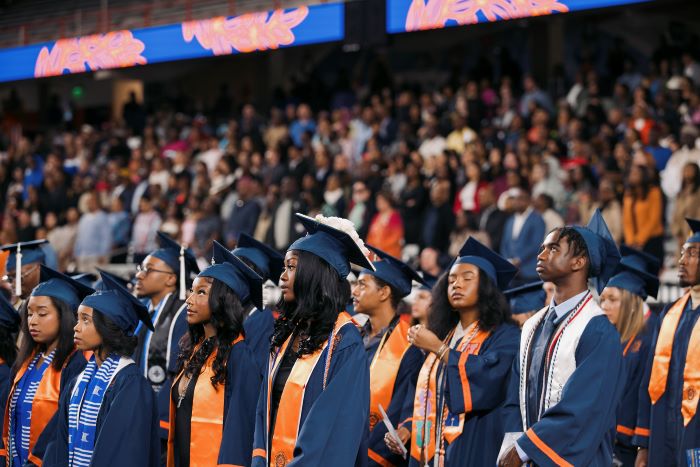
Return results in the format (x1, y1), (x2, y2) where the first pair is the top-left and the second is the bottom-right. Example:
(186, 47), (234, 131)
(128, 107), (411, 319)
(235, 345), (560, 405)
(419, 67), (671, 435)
(3, 264), (39, 282)
(680, 248), (700, 259)
(136, 264), (175, 276)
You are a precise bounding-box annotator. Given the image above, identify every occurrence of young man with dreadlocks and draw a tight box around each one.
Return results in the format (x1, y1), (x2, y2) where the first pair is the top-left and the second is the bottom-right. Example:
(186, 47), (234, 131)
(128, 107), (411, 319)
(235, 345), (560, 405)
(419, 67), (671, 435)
(499, 210), (626, 466)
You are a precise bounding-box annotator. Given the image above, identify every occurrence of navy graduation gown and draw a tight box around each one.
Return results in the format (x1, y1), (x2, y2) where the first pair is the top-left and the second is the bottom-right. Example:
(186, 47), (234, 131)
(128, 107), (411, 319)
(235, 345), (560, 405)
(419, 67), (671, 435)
(503, 315), (625, 466)
(134, 296), (188, 441)
(635, 300), (700, 466)
(614, 323), (653, 466)
(252, 322), (370, 467)
(217, 340), (261, 467)
(409, 323), (520, 467)
(43, 362), (160, 467)
(243, 307), (276, 378)
(0, 363), (9, 422)
(366, 338), (422, 467)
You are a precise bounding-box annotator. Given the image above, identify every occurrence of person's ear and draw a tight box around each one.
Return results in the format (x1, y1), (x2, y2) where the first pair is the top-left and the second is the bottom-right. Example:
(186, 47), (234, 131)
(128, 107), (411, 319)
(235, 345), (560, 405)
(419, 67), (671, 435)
(378, 285), (392, 303)
(570, 254), (587, 273)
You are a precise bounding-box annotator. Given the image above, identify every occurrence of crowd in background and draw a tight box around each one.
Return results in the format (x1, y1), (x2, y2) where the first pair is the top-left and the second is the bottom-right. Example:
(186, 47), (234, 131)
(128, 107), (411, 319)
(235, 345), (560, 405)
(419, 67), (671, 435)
(2, 34), (700, 285)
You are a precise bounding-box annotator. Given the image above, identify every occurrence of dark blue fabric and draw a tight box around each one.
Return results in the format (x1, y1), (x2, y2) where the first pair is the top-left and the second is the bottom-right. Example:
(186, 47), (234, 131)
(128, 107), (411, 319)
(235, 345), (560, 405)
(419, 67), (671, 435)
(43, 363), (160, 467)
(244, 308), (276, 378)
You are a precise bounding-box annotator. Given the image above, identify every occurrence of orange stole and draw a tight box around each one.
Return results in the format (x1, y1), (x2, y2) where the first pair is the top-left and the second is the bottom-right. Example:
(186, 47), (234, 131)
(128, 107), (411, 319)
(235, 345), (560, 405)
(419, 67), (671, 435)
(167, 335), (244, 467)
(410, 324), (491, 465)
(369, 319), (412, 430)
(267, 312), (353, 467)
(648, 292), (700, 426)
(2, 351), (72, 467)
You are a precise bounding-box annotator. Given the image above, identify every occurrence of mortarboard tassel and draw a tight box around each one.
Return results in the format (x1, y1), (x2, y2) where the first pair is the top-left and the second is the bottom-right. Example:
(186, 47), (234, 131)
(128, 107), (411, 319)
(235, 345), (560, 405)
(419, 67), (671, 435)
(15, 244), (22, 297)
(179, 246), (186, 300)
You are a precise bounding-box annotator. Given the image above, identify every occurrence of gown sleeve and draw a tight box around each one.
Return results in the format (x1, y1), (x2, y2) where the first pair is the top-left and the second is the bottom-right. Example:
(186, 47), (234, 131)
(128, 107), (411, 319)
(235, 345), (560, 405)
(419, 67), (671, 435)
(444, 324), (520, 415)
(367, 345), (422, 467)
(516, 317), (626, 467)
(502, 350), (524, 434)
(217, 342), (262, 467)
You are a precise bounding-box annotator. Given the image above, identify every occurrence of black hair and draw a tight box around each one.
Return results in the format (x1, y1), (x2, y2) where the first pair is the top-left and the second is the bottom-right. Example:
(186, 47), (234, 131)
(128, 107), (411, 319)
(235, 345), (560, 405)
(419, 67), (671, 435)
(13, 297), (78, 373)
(682, 162), (700, 193)
(427, 268), (512, 341)
(538, 193), (555, 210)
(177, 277), (245, 388)
(371, 275), (403, 310)
(0, 327), (17, 368)
(271, 250), (350, 356)
(551, 227), (591, 276)
(93, 310), (139, 358)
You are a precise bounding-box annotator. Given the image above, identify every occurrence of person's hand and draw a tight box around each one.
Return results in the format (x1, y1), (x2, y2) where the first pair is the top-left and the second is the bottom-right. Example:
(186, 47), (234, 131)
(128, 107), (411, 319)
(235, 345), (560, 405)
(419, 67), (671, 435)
(497, 446), (522, 467)
(384, 427), (410, 455)
(408, 324), (442, 354)
(635, 448), (648, 467)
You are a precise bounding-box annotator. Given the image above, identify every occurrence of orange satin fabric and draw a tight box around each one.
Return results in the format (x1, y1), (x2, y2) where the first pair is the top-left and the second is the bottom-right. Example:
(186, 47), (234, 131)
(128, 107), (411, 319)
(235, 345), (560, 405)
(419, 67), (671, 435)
(410, 324), (491, 464)
(167, 335), (244, 467)
(2, 351), (71, 467)
(267, 312), (353, 467)
(369, 319), (411, 431)
(648, 293), (700, 425)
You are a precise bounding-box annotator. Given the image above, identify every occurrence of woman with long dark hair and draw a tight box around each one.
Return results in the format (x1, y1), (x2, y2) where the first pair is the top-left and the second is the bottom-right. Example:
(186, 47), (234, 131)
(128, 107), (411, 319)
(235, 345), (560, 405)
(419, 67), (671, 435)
(2, 266), (91, 467)
(168, 241), (261, 467)
(252, 214), (372, 467)
(599, 246), (659, 467)
(43, 270), (160, 466)
(391, 237), (520, 466)
(0, 292), (20, 417)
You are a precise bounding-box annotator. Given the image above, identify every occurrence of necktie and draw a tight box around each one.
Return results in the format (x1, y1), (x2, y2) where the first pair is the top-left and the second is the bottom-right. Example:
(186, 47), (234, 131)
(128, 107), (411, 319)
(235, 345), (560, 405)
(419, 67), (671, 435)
(527, 308), (558, 427)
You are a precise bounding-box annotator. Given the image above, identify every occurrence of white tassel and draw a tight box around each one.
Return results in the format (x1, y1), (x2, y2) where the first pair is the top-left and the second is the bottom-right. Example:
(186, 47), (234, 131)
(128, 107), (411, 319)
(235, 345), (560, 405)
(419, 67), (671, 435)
(15, 244), (21, 297)
(179, 246), (186, 300)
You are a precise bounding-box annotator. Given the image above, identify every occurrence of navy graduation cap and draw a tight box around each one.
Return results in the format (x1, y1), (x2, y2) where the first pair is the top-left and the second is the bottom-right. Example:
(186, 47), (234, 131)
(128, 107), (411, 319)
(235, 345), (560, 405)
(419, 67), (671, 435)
(70, 273), (98, 288)
(570, 209), (621, 294)
(362, 245), (427, 298)
(0, 292), (20, 333)
(455, 237), (518, 289)
(419, 272), (438, 291)
(199, 241), (264, 311)
(289, 214), (374, 280)
(505, 281), (547, 315)
(83, 270), (154, 334)
(606, 246), (659, 300)
(686, 217), (700, 244)
(149, 231), (200, 300)
(32, 265), (95, 310)
(619, 245), (661, 276)
(233, 233), (284, 283)
(2, 240), (48, 297)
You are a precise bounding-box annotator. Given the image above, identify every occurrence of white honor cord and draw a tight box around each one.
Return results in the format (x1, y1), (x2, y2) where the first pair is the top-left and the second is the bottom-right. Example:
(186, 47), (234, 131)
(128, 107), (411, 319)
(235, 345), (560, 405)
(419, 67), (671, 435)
(15, 245), (21, 297)
(179, 246), (186, 300)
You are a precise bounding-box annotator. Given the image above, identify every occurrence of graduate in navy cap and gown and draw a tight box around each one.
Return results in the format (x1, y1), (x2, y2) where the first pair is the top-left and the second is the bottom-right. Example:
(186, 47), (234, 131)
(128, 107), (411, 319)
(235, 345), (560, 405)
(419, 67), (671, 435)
(395, 237), (520, 467)
(505, 281), (547, 328)
(233, 233), (285, 377)
(167, 241), (261, 467)
(2, 266), (91, 467)
(43, 270), (160, 467)
(635, 217), (700, 466)
(1, 241), (48, 312)
(0, 293), (19, 428)
(351, 246), (426, 467)
(252, 214), (372, 467)
(599, 247), (659, 466)
(499, 210), (626, 467)
(133, 232), (200, 446)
